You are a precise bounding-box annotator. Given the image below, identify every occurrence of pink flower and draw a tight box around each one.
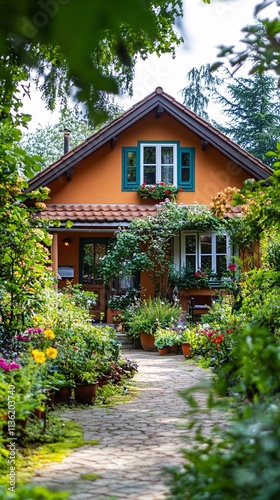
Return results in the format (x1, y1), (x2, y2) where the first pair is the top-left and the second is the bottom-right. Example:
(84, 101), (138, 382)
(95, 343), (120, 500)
(228, 264), (237, 272)
(0, 358), (21, 372)
(15, 335), (30, 342)
(207, 331), (214, 338)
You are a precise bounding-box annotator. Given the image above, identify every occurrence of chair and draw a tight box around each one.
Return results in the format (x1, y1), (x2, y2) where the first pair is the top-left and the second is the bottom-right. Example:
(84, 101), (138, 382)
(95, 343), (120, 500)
(188, 294), (214, 321)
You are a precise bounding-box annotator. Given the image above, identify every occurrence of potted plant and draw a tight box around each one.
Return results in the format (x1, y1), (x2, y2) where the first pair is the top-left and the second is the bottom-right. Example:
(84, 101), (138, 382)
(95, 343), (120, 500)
(126, 297), (182, 351)
(73, 357), (99, 405)
(154, 327), (182, 354)
(181, 327), (194, 357)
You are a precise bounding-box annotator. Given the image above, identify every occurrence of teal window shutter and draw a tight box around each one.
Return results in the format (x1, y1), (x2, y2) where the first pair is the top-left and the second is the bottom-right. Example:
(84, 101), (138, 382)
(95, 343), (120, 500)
(122, 147), (139, 191)
(177, 147), (195, 191)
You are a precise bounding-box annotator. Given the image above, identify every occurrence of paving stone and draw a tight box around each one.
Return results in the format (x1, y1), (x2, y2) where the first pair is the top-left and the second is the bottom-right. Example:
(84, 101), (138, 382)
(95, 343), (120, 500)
(32, 350), (228, 499)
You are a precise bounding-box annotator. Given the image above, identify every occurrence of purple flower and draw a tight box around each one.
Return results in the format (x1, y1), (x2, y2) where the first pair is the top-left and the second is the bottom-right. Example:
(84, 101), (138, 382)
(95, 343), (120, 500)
(15, 335), (30, 342)
(0, 358), (21, 372)
(9, 361), (21, 370)
(26, 327), (43, 334)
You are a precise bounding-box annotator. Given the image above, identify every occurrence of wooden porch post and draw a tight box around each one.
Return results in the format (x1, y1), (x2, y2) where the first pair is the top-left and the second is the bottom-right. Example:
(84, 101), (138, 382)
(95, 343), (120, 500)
(51, 232), (58, 278)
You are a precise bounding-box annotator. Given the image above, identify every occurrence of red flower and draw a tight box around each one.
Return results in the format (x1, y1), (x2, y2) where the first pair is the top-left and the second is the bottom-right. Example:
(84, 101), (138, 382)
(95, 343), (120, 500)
(211, 334), (225, 344)
(228, 264), (237, 272)
(195, 272), (200, 277)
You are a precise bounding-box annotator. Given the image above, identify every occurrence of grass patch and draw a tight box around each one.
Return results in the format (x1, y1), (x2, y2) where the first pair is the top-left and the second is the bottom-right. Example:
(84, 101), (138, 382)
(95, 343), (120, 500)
(0, 414), (98, 488)
(81, 472), (99, 480)
(94, 380), (139, 407)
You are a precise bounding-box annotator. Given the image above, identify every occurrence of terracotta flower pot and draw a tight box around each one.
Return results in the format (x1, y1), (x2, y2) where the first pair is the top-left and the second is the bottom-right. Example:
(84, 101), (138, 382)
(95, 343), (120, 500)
(140, 332), (157, 351)
(182, 341), (191, 357)
(74, 383), (98, 404)
(55, 386), (72, 404)
(157, 346), (169, 355)
(167, 344), (179, 354)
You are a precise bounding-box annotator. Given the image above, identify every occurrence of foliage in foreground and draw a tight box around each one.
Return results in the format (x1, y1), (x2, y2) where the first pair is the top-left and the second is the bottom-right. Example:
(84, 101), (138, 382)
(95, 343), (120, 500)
(167, 400), (280, 500)
(167, 288), (280, 499)
(0, 485), (69, 500)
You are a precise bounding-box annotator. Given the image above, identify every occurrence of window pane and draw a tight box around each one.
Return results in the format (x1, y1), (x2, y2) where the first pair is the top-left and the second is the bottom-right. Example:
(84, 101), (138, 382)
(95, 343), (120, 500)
(127, 151), (136, 166)
(186, 235), (196, 253)
(95, 244), (106, 265)
(144, 146), (156, 164)
(82, 243), (106, 283)
(181, 152), (190, 166)
(127, 167), (136, 182)
(216, 255), (227, 275)
(83, 243), (94, 282)
(161, 166), (173, 184)
(201, 255), (211, 269)
(161, 147), (173, 164)
(181, 167), (190, 182)
(216, 234), (227, 253)
(200, 234), (212, 254)
(186, 256), (196, 272)
(144, 165), (156, 184)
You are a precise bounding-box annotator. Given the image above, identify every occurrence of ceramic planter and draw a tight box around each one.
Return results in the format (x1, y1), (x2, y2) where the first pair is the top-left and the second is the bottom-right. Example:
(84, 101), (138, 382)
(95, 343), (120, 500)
(167, 344), (179, 354)
(157, 346), (169, 355)
(55, 386), (72, 404)
(74, 382), (98, 404)
(139, 332), (157, 351)
(182, 341), (191, 357)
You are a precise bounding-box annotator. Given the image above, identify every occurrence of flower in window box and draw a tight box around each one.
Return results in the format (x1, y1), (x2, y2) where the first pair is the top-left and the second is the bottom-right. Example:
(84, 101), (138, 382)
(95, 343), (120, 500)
(137, 183), (181, 200)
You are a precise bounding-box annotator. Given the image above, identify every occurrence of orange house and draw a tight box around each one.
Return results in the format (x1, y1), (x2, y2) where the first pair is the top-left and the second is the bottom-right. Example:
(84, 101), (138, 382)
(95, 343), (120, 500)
(27, 87), (271, 321)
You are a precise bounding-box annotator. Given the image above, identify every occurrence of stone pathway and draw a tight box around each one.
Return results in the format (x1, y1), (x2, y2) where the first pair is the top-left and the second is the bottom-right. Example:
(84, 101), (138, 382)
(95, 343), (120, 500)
(31, 350), (227, 499)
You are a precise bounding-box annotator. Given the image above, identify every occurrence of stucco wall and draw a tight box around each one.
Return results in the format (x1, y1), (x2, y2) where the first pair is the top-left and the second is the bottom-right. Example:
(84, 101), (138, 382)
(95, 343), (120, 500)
(48, 111), (248, 206)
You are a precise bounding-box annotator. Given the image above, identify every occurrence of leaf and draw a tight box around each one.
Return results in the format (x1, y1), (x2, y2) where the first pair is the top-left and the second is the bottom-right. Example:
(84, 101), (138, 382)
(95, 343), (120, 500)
(254, 0), (273, 16)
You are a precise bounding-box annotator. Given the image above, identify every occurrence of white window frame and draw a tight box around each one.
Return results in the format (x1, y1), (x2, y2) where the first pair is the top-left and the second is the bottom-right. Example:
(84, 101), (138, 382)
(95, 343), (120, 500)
(178, 231), (232, 274)
(140, 143), (177, 185)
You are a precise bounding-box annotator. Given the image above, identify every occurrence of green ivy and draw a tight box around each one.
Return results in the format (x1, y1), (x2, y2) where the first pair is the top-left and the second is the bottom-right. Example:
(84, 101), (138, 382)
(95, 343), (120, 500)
(100, 201), (225, 297)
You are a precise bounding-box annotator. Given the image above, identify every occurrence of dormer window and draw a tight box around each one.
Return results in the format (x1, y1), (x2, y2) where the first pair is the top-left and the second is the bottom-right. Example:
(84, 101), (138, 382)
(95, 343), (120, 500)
(122, 141), (195, 192)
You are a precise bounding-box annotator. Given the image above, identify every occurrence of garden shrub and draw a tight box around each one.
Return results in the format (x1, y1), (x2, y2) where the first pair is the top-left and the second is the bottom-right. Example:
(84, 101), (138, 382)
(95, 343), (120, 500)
(167, 400), (280, 500)
(213, 326), (280, 401)
(239, 268), (280, 333)
(124, 297), (181, 338)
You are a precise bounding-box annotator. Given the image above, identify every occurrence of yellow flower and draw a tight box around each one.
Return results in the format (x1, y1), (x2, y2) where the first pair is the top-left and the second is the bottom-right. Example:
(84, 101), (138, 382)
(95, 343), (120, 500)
(32, 349), (46, 364)
(46, 347), (58, 359)
(44, 329), (55, 340)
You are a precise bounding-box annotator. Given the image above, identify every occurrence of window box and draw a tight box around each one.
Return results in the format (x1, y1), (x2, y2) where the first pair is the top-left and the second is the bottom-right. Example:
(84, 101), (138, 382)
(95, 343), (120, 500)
(137, 182), (182, 200)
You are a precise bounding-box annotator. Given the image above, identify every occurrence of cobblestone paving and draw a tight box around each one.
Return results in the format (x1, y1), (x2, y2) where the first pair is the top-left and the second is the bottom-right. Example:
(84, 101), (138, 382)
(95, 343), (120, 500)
(31, 350), (227, 499)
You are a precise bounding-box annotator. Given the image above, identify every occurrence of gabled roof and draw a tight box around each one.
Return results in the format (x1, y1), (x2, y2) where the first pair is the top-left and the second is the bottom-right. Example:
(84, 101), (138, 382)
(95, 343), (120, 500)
(27, 86), (272, 192)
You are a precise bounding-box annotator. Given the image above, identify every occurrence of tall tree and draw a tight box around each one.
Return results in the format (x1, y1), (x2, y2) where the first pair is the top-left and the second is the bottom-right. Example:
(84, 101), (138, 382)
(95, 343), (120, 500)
(215, 72), (280, 166)
(215, 0), (280, 80)
(0, 0), (185, 123)
(20, 103), (123, 169)
(181, 64), (223, 121)
(182, 65), (280, 167)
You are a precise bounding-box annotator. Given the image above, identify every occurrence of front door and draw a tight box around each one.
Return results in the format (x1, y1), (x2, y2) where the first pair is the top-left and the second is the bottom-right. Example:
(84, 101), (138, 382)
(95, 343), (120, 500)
(80, 238), (108, 322)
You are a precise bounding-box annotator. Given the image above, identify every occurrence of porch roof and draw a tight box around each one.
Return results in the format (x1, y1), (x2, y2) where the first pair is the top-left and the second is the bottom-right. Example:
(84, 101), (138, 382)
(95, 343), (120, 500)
(39, 203), (158, 227)
(39, 202), (241, 229)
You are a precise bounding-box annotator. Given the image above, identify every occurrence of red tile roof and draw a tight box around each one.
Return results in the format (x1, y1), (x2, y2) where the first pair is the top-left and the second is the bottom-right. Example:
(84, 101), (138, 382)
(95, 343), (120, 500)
(40, 203), (158, 224)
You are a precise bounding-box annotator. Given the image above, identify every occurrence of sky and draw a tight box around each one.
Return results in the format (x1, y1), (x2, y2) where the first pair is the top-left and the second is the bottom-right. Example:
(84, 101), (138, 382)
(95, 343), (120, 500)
(21, 0), (273, 132)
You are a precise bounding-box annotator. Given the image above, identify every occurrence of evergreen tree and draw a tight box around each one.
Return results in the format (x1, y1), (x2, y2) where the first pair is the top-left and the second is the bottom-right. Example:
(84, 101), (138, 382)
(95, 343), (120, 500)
(216, 72), (280, 167)
(182, 65), (280, 168)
